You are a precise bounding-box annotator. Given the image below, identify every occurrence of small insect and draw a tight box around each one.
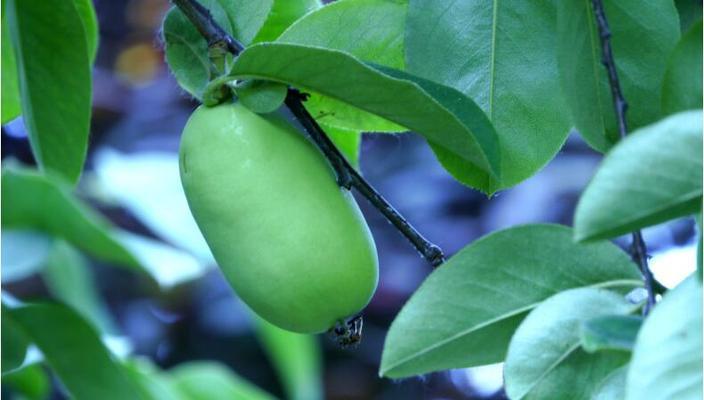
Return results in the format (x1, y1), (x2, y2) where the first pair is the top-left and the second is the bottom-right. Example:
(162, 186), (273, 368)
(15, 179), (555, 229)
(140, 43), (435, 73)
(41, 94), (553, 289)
(328, 313), (363, 348)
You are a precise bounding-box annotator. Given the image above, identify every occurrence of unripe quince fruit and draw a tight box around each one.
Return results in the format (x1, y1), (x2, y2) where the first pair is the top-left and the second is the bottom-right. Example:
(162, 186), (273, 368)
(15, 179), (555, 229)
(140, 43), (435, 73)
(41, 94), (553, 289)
(179, 102), (379, 333)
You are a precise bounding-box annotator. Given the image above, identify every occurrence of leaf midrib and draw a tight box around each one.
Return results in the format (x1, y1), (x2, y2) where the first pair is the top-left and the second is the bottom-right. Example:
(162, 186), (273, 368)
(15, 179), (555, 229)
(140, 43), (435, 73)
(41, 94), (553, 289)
(488, 0), (498, 120)
(513, 343), (582, 400)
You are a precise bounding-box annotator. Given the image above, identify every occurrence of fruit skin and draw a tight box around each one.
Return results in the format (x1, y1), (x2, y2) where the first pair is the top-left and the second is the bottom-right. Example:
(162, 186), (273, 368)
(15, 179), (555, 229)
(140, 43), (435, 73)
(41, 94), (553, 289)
(179, 102), (378, 333)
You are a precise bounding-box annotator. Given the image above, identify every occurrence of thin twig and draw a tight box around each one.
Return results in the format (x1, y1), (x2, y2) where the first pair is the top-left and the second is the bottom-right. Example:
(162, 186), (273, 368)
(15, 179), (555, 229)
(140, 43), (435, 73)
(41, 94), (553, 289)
(171, 0), (446, 267)
(591, 0), (655, 313)
(172, 0), (242, 54)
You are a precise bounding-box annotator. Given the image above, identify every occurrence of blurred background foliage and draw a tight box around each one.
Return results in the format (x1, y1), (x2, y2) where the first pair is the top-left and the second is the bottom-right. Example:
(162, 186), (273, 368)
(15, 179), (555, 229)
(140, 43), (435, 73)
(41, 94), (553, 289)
(1, 0), (698, 399)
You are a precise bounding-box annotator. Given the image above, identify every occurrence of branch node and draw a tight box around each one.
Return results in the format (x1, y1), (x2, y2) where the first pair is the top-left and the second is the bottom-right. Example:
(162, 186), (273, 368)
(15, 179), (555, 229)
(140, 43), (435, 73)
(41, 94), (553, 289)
(427, 245), (446, 268)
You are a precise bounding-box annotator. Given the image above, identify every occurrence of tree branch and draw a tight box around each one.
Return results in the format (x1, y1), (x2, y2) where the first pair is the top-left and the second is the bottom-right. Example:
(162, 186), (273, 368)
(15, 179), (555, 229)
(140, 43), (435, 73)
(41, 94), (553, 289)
(590, 0), (655, 313)
(171, 0), (446, 268)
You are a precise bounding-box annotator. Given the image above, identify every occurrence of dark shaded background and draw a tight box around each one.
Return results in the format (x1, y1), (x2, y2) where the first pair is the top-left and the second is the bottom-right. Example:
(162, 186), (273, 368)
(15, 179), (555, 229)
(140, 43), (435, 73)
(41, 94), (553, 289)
(2, 0), (698, 399)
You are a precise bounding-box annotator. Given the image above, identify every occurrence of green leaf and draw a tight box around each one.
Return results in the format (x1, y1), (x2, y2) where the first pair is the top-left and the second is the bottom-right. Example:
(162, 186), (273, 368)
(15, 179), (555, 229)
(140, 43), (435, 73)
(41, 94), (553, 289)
(675, 0), (703, 32)
(574, 110), (703, 241)
(324, 124), (361, 169)
(1, 12), (21, 123)
(277, 0), (407, 132)
(6, 0), (92, 184)
(1, 229), (52, 283)
(252, 0), (320, 43)
(235, 80), (287, 114)
(1, 364), (51, 400)
(3, 168), (206, 288)
(580, 315), (642, 353)
(1, 306), (29, 374)
(123, 358), (184, 400)
(405, 0), (571, 191)
(221, 0), (275, 46)
(556, 0), (680, 152)
(504, 288), (633, 400)
(592, 366), (628, 400)
(6, 303), (143, 400)
(74, 0), (99, 62)
(170, 362), (276, 400)
(661, 21), (703, 114)
(254, 316), (322, 400)
(162, 0), (274, 99)
(379, 224), (641, 378)
(279, 0), (404, 68)
(1, 168), (140, 269)
(162, 7), (211, 99)
(43, 240), (118, 335)
(626, 277), (702, 400)
(230, 43), (501, 190)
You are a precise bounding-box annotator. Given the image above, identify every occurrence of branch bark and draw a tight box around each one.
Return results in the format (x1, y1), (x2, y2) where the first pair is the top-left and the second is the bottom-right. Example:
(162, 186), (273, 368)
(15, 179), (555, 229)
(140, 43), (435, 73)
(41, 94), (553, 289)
(171, 0), (445, 267)
(590, 0), (656, 313)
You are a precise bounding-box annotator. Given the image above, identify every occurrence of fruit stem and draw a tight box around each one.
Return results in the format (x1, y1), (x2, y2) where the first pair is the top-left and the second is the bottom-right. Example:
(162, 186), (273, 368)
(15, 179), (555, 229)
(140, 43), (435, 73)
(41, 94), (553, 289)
(171, 0), (446, 268)
(590, 0), (655, 314)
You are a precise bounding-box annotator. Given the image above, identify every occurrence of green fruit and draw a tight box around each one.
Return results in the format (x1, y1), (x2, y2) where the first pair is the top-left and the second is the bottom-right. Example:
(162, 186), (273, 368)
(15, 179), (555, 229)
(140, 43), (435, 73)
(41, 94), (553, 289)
(179, 102), (378, 333)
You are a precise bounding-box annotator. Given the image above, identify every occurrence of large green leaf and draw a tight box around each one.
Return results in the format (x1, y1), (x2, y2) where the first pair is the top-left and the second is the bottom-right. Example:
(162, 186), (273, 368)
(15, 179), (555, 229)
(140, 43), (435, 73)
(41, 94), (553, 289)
(252, 0), (320, 43)
(1, 11), (20, 123)
(1, 168), (140, 269)
(43, 241), (118, 335)
(574, 110), (703, 241)
(6, 303), (143, 400)
(280, 0), (404, 68)
(405, 0), (571, 191)
(556, 0), (680, 152)
(254, 316), (322, 400)
(170, 362), (275, 400)
(580, 315), (642, 353)
(626, 277), (702, 400)
(1, 306), (29, 374)
(278, 0), (406, 132)
(230, 43), (501, 190)
(6, 0), (92, 184)
(661, 21), (703, 114)
(504, 288), (633, 400)
(379, 224), (641, 378)
(162, 0), (274, 99)
(592, 366), (628, 400)
(1, 169), (195, 287)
